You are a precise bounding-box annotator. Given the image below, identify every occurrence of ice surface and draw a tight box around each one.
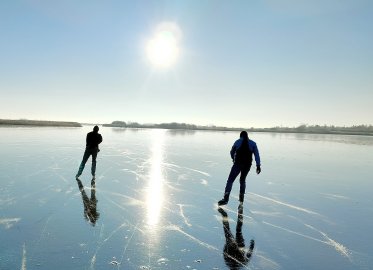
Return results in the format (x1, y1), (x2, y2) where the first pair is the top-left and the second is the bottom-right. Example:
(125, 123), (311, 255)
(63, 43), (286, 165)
(0, 127), (373, 269)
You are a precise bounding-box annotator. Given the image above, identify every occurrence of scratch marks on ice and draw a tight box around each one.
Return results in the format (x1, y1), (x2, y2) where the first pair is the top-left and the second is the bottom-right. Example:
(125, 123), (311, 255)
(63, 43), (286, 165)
(163, 162), (211, 177)
(249, 192), (352, 261)
(263, 221), (352, 260)
(166, 224), (218, 251)
(249, 192), (320, 216)
(304, 223), (351, 260)
(177, 204), (192, 227)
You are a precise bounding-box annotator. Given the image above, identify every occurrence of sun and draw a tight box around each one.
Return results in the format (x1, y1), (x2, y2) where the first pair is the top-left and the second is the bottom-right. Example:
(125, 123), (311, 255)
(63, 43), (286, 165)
(146, 22), (182, 68)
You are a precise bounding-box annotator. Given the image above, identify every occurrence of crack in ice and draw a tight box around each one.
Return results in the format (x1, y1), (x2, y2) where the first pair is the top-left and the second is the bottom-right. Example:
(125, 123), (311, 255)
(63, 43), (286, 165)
(249, 192), (320, 215)
(304, 224), (352, 260)
(166, 224), (218, 251)
(263, 221), (352, 260)
(177, 204), (192, 227)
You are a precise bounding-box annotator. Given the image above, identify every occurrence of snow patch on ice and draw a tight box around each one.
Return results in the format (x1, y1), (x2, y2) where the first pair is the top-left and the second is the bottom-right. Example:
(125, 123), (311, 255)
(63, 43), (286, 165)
(0, 217), (21, 229)
(109, 260), (120, 265)
(321, 193), (350, 201)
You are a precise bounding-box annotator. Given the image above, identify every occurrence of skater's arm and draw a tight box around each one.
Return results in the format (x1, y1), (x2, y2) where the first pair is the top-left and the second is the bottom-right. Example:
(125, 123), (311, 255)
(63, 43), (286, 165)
(250, 141), (261, 174)
(252, 143), (260, 166)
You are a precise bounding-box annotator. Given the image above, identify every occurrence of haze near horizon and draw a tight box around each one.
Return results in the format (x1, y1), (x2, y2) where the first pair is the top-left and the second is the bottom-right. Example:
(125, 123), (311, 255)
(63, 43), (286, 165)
(0, 1), (372, 128)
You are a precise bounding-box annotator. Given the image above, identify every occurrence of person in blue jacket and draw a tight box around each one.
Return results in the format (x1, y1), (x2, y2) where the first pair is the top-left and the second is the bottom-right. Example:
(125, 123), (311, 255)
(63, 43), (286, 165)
(218, 131), (261, 205)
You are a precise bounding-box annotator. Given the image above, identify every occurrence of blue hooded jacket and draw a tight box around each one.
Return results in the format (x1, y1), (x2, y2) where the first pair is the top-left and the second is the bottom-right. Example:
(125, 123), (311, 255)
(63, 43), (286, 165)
(230, 138), (261, 167)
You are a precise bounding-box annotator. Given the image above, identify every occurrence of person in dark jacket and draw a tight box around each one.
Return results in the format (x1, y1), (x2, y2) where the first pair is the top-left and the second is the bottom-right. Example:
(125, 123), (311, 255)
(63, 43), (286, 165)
(218, 131), (261, 205)
(76, 126), (103, 179)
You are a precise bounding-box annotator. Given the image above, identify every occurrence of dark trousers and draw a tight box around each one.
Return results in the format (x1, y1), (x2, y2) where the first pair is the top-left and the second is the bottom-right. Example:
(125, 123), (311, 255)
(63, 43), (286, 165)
(224, 163), (251, 195)
(78, 147), (98, 176)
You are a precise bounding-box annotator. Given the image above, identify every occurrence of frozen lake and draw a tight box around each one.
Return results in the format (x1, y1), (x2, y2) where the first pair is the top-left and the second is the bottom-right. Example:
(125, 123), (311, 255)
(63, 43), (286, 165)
(1, 126), (373, 269)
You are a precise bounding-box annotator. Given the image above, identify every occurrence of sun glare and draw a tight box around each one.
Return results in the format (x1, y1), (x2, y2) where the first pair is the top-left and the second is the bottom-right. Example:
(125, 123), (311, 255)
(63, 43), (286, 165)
(146, 22), (182, 68)
(146, 130), (165, 227)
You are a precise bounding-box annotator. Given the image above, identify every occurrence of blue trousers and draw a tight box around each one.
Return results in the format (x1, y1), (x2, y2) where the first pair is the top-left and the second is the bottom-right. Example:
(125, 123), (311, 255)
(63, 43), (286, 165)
(78, 147), (99, 176)
(224, 163), (251, 195)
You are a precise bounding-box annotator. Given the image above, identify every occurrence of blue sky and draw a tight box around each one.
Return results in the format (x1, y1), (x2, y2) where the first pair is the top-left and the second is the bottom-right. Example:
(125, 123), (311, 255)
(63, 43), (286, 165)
(1, 0), (372, 128)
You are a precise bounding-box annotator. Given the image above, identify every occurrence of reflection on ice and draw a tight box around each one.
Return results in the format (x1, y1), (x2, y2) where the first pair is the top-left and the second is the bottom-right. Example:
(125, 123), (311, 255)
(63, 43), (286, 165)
(21, 243), (26, 270)
(218, 206), (255, 269)
(146, 130), (165, 227)
(76, 178), (100, 226)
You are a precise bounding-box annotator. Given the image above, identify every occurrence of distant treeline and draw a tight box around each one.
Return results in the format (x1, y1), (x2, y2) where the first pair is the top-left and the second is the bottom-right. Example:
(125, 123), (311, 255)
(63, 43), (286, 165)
(103, 121), (242, 131)
(252, 124), (373, 136)
(104, 121), (373, 136)
(0, 119), (82, 127)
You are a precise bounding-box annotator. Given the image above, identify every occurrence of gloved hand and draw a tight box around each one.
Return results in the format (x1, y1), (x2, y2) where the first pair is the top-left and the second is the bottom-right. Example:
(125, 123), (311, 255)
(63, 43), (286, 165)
(256, 166), (261, 174)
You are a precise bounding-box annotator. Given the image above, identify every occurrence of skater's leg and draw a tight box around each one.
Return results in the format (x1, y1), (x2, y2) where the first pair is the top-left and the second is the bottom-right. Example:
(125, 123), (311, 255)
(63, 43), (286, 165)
(219, 164), (241, 205)
(224, 163), (241, 194)
(77, 149), (91, 177)
(91, 148), (98, 177)
(238, 166), (250, 202)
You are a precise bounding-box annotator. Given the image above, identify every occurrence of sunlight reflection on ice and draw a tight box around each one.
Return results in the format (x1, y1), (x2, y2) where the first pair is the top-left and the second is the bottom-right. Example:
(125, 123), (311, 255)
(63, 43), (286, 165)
(146, 130), (166, 227)
(21, 243), (26, 270)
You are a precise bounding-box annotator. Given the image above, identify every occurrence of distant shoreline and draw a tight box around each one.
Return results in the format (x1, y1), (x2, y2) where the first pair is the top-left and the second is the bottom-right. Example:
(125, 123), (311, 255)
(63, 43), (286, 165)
(103, 121), (373, 136)
(249, 129), (373, 136)
(105, 126), (373, 136)
(1, 119), (372, 136)
(0, 119), (82, 127)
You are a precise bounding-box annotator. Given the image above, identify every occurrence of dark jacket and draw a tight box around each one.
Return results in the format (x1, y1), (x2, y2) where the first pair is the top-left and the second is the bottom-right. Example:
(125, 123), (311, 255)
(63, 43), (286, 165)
(86, 131), (103, 149)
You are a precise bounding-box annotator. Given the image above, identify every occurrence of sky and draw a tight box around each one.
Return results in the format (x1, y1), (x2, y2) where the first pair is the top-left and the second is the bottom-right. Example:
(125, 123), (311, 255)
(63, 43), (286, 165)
(1, 0), (372, 128)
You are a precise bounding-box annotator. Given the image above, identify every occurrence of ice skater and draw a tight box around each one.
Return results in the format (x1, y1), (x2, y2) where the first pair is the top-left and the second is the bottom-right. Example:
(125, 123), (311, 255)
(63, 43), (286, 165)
(76, 125), (103, 179)
(218, 131), (261, 205)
